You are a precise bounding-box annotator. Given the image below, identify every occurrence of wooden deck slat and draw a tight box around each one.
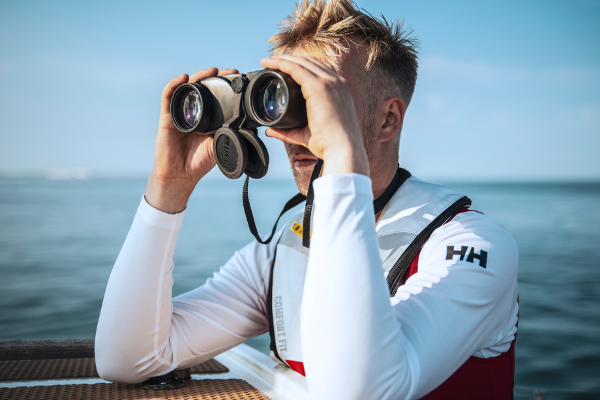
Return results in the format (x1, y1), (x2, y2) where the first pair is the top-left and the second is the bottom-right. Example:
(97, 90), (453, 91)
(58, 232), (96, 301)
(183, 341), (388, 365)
(0, 340), (229, 381)
(0, 379), (269, 400)
(0, 358), (228, 382)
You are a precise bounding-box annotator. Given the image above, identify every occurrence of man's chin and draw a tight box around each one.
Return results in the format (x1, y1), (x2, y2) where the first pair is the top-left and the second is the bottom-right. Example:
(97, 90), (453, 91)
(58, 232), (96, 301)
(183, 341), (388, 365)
(291, 164), (316, 196)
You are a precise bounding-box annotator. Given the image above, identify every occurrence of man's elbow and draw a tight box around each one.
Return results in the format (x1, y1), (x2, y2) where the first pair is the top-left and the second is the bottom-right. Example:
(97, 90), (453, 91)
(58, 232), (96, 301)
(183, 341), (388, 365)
(95, 350), (145, 383)
(95, 361), (136, 384)
(94, 336), (152, 384)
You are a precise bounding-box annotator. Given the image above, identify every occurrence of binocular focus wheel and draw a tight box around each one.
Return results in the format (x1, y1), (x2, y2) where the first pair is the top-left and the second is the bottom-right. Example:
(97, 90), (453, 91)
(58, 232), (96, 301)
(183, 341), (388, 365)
(238, 129), (269, 179)
(213, 128), (248, 179)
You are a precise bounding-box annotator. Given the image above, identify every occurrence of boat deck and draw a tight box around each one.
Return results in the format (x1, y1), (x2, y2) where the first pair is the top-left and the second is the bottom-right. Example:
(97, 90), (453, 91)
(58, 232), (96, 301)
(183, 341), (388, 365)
(0, 341), (310, 400)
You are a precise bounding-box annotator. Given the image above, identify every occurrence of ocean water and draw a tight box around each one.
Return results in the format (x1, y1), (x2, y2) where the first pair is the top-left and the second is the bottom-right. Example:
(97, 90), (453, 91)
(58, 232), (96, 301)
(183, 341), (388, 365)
(1, 178), (599, 397)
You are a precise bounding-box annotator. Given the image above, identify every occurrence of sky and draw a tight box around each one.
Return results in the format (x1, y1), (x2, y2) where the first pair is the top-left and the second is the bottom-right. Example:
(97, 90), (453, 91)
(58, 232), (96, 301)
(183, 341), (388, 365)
(0, 0), (599, 181)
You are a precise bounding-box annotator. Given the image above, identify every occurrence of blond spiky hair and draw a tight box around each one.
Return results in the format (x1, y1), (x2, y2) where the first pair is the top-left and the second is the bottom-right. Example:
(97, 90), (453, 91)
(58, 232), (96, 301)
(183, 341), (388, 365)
(268, 0), (419, 108)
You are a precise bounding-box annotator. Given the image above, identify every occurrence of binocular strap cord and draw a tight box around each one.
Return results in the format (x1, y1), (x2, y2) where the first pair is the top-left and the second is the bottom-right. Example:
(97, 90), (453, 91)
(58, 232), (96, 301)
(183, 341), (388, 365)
(244, 160), (405, 248)
(302, 159), (324, 248)
(243, 175), (307, 245)
(373, 167), (410, 215)
(301, 164), (407, 248)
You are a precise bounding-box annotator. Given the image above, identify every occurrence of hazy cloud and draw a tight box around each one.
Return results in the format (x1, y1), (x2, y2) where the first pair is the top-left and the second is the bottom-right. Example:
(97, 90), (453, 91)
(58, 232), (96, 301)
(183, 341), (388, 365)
(36, 51), (169, 86)
(420, 55), (600, 87)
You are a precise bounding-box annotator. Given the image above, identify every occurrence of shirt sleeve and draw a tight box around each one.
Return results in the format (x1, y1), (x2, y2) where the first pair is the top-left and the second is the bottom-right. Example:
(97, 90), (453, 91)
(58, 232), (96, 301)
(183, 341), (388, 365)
(95, 197), (276, 383)
(301, 174), (519, 400)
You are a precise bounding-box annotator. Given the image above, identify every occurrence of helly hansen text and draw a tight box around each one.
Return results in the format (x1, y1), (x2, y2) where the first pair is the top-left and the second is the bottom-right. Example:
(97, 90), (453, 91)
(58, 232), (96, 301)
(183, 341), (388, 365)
(446, 246), (488, 268)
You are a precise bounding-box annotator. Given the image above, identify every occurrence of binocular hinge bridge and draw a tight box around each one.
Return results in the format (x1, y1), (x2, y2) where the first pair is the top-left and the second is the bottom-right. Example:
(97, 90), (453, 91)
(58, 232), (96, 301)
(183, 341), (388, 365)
(222, 77), (249, 131)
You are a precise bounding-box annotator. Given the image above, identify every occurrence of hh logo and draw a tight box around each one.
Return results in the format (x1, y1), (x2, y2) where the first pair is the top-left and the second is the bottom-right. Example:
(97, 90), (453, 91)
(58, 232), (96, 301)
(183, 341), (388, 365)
(446, 246), (488, 268)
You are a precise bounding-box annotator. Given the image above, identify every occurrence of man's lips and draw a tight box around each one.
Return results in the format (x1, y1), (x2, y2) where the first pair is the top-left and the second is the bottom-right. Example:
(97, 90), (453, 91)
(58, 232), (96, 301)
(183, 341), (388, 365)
(292, 155), (318, 168)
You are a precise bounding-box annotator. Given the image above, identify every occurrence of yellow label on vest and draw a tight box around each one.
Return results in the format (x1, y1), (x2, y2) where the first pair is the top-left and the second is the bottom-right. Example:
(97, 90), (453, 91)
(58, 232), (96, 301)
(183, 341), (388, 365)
(291, 221), (311, 238)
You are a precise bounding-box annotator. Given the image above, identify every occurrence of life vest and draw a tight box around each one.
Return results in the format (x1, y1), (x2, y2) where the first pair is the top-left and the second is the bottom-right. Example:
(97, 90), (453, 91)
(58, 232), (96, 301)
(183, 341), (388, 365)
(267, 176), (516, 399)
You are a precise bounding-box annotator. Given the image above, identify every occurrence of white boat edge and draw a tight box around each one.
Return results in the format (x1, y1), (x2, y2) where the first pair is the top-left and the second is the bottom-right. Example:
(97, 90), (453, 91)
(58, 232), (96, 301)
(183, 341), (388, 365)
(0, 343), (310, 400)
(216, 344), (309, 400)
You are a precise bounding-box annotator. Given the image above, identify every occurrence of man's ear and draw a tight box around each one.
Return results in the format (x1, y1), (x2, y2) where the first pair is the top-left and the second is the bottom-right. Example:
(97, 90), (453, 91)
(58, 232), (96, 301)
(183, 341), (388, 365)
(378, 97), (405, 143)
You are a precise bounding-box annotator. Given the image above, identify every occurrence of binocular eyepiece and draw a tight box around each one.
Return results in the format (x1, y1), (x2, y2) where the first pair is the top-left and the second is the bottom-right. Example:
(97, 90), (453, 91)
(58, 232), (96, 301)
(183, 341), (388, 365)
(170, 69), (307, 179)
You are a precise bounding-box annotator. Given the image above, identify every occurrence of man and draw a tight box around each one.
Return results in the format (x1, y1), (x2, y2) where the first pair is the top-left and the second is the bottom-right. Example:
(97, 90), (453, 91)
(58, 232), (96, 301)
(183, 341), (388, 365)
(95, 1), (519, 399)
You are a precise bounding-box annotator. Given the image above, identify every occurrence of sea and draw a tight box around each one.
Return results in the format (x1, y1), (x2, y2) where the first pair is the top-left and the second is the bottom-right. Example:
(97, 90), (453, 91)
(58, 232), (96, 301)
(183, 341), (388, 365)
(1, 177), (599, 398)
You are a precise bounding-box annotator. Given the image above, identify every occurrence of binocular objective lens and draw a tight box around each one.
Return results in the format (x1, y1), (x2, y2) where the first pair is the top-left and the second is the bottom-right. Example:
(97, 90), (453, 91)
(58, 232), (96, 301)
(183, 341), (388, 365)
(259, 79), (286, 121)
(182, 91), (202, 128)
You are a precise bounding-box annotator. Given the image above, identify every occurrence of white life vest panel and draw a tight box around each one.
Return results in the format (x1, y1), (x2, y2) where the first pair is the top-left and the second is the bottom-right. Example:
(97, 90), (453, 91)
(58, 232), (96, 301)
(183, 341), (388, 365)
(267, 176), (468, 369)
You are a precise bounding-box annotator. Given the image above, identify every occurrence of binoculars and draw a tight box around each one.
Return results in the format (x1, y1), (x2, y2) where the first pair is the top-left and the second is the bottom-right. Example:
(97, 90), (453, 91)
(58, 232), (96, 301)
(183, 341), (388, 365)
(170, 69), (307, 179)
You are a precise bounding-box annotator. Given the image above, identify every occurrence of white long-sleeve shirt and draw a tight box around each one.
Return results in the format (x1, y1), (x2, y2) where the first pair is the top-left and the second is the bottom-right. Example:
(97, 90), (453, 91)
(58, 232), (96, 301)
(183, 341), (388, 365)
(95, 174), (518, 399)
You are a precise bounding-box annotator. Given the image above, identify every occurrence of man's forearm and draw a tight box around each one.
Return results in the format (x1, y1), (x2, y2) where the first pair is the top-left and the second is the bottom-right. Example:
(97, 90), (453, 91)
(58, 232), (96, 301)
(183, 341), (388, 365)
(301, 174), (409, 399)
(95, 197), (276, 384)
(95, 198), (185, 383)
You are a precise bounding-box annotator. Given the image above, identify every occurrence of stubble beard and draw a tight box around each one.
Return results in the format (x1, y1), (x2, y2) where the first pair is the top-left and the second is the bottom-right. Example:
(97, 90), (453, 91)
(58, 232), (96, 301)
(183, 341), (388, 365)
(287, 148), (317, 196)
(288, 115), (376, 196)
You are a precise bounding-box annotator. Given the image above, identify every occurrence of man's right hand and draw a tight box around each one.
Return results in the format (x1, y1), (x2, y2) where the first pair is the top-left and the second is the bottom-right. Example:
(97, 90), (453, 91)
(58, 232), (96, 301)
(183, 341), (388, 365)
(145, 67), (239, 214)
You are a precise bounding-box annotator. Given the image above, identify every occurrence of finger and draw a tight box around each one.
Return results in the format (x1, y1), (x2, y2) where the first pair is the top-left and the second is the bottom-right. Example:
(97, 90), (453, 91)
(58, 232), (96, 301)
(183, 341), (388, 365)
(265, 127), (307, 147)
(188, 67), (219, 83)
(277, 54), (334, 72)
(268, 54), (337, 78)
(261, 57), (319, 90)
(218, 68), (239, 76)
(160, 73), (189, 115)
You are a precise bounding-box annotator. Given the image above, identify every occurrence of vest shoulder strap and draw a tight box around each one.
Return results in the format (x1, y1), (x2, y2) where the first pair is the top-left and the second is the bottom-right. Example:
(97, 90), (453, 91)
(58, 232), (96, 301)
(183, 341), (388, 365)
(386, 195), (472, 297)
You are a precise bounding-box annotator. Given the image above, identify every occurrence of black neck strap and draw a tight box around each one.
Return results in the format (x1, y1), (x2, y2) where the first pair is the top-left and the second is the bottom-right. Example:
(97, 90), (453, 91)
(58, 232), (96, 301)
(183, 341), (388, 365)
(373, 167), (411, 215)
(242, 161), (410, 247)
(301, 159), (324, 247)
